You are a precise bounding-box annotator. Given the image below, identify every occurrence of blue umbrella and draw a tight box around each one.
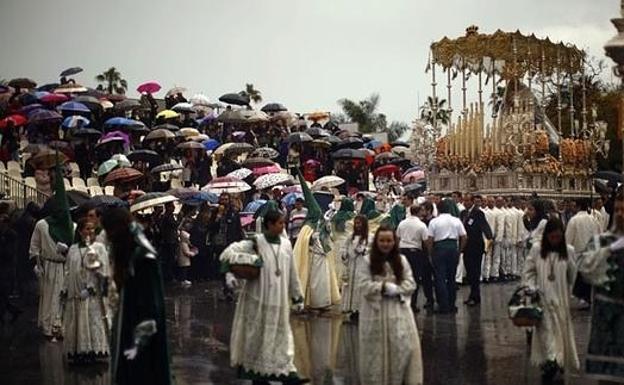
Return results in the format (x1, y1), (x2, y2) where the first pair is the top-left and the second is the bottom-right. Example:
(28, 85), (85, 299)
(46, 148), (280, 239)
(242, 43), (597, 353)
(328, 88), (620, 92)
(34, 91), (49, 99)
(202, 139), (220, 151)
(180, 191), (218, 206)
(365, 139), (383, 150)
(104, 117), (143, 128)
(59, 101), (90, 113)
(281, 192), (303, 207)
(244, 199), (267, 214)
(63, 115), (90, 129)
(20, 104), (43, 114)
(29, 109), (63, 124)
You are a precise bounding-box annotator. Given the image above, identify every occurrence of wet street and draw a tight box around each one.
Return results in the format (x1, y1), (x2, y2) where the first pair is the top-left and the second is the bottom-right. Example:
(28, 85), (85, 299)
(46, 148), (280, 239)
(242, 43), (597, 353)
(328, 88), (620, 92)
(0, 282), (600, 385)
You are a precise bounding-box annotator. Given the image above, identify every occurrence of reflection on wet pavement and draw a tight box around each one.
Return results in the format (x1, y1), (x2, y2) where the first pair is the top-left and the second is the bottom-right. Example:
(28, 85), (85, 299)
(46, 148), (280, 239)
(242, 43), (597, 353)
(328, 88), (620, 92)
(0, 282), (599, 385)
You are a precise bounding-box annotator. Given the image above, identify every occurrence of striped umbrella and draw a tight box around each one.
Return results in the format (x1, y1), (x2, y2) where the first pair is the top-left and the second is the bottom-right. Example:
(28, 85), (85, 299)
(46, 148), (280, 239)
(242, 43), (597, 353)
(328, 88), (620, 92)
(201, 176), (251, 194)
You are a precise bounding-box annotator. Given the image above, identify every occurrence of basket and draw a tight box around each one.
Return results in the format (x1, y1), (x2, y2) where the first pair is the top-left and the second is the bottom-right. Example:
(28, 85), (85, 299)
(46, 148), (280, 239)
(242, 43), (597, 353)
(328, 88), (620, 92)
(508, 286), (543, 327)
(230, 264), (261, 280)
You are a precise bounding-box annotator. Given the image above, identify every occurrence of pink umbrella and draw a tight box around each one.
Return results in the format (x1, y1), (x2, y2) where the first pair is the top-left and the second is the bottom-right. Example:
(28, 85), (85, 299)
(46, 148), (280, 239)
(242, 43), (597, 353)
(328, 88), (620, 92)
(402, 170), (425, 183)
(304, 159), (321, 167)
(40, 93), (69, 104)
(137, 81), (161, 94)
(240, 214), (255, 227)
(253, 165), (281, 176)
(282, 185), (302, 194)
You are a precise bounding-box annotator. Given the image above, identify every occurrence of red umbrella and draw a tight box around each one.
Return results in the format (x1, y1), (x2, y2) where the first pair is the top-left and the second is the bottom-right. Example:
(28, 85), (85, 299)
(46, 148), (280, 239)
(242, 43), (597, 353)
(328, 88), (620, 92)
(373, 164), (400, 176)
(137, 81), (161, 94)
(40, 93), (69, 104)
(103, 167), (143, 186)
(0, 114), (27, 128)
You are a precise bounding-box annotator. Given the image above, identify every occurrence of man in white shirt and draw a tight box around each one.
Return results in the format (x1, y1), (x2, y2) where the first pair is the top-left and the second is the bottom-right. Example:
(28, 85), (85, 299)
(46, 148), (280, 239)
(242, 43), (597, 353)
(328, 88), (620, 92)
(513, 198), (529, 279)
(397, 205), (433, 311)
(502, 198), (518, 281)
(426, 199), (467, 314)
(592, 197), (610, 232)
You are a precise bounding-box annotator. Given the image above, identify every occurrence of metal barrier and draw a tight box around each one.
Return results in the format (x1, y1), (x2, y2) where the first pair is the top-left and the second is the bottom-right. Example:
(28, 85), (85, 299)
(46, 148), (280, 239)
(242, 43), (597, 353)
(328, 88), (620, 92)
(0, 172), (49, 208)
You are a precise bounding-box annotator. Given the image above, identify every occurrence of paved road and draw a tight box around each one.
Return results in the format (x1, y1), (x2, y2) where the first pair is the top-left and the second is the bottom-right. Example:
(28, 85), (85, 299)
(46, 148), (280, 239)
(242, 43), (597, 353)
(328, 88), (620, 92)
(0, 281), (599, 385)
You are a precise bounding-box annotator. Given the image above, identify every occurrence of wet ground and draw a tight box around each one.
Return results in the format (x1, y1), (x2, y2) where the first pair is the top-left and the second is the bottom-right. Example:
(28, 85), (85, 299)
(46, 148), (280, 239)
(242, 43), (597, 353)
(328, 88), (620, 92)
(0, 281), (602, 385)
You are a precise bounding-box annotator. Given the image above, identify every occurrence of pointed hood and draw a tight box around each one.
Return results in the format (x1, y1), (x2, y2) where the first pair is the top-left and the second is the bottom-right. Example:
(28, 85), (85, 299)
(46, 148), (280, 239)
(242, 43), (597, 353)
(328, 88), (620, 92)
(360, 197), (381, 220)
(297, 169), (322, 226)
(332, 197), (355, 232)
(45, 153), (74, 245)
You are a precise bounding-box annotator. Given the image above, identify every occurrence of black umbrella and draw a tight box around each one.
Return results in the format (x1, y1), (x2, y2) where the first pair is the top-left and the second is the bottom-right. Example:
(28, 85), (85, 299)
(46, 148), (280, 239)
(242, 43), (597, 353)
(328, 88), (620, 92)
(332, 149), (366, 160)
(89, 195), (128, 209)
(8, 78), (36, 89)
(151, 163), (184, 174)
(593, 171), (624, 184)
(287, 132), (313, 144)
(391, 140), (410, 148)
(336, 137), (364, 149)
(37, 83), (60, 92)
(115, 99), (142, 111)
(128, 125), (150, 135)
(72, 128), (102, 139)
(403, 182), (425, 195)
(73, 95), (103, 111)
(261, 103), (287, 113)
(326, 135), (342, 145)
(153, 123), (180, 132)
(305, 127), (329, 138)
(128, 150), (162, 165)
(323, 120), (340, 132)
(60, 67), (83, 77)
(219, 93), (250, 106)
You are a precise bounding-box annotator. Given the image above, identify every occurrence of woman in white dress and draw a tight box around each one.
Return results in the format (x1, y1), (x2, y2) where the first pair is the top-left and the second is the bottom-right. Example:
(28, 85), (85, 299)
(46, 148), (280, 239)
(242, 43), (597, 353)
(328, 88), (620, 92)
(61, 218), (110, 364)
(341, 214), (369, 319)
(356, 224), (422, 385)
(523, 218), (579, 382)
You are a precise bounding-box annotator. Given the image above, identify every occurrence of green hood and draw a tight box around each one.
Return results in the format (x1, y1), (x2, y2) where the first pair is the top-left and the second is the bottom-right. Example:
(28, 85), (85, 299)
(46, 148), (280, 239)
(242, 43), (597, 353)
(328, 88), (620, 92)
(387, 203), (406, 230)
(297, 170), (331, 252)
(332, 197), (355, 232)
(45, 155), (74, 245)
(360, 197), (380, 220)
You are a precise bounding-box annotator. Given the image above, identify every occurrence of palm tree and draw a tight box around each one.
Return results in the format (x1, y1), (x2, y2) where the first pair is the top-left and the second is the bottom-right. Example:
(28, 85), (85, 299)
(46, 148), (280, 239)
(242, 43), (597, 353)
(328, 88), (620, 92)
(419, 96), (449, 126)
(95, 67), (128, 94)
(239, 83), (262, 104)
(338, 93), (386, 133)
(387, 121), (410, 142)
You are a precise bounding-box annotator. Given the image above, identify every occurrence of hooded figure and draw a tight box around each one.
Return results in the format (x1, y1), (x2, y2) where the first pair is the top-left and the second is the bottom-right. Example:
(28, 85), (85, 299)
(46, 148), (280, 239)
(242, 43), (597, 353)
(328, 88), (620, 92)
(292, 171), (341, 310)
(359, 197), (387, 236)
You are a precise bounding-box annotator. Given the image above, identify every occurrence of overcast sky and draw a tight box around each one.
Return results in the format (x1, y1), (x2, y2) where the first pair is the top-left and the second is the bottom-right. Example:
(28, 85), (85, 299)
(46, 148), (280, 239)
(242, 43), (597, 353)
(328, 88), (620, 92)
(0, 0), (619, 123)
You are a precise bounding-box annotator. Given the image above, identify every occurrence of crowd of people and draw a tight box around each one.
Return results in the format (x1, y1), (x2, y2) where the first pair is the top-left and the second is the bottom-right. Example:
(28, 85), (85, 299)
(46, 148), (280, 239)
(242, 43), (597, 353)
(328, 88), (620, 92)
(0, 77), (622, 385)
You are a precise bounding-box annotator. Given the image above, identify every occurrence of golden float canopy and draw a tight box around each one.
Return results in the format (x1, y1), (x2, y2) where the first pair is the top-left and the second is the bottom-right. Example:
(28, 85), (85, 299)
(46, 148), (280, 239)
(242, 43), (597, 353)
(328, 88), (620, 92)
(430, 26), (585, 78)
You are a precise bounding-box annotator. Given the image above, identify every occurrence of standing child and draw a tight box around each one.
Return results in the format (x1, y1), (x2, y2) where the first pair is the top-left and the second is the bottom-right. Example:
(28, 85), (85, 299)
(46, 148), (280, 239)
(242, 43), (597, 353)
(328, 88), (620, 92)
(178, 223), (198, 288)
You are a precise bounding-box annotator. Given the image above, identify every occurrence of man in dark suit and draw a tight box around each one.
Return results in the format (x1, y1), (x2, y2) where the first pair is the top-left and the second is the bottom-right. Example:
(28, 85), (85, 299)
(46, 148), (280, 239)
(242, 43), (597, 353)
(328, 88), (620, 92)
(460, 194), (493, 306)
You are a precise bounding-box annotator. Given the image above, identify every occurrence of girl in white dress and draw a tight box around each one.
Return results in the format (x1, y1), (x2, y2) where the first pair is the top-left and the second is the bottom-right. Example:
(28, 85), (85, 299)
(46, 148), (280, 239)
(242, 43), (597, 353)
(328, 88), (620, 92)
(357, 224), (422, 385)
(523, 218), (579, 382)
(341, 214), (369, 319)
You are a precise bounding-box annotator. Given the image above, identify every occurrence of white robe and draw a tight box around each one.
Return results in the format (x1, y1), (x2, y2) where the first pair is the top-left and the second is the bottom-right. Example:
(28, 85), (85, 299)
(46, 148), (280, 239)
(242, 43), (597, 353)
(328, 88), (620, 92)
(565, 211), (601, 253)
(341, 235), (369, 313)
(357, 254), (423, 385)
(522, 244), (579, 371)
(29, 219), (66, 337)
(223, 234), (304, 377)
(62, 242), (110, 358)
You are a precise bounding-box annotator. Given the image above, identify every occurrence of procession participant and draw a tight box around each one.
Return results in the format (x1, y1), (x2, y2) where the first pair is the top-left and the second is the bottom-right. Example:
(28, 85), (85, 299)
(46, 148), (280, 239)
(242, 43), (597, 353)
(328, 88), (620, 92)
(357, 225), (423, 385)
(102, 207), (172, 385)
(386, 194), (413, 230)
(460, 194), (492, 306)
(61, 218), (110, 364)
(29, 163), (74, 340)
(523, 218), (579, 382)
(592, 197), (610, 233)
(397, 205), (433, 311)
(525, 199), (549, 248)
(481, 196), (498, 283)
(221, 209), (309, 385)
(502, 198), (518, 281)
(329, 197), (356, 280)
(578, 192), (624, 382)
(513, 198), (529, 280)
(491, 196), (507, 282)
(340, 214), (370, 318)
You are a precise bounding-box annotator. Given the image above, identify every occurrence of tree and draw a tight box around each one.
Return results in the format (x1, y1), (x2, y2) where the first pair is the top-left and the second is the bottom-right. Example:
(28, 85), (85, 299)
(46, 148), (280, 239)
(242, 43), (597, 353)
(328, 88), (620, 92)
(387, 121), (410, 142)
(95, 67), (128, 94)
(329, 112), (349, 124)
(419, 96), (449, 126)
(239, 83), (262, 104)
(337, 93), (386, 133)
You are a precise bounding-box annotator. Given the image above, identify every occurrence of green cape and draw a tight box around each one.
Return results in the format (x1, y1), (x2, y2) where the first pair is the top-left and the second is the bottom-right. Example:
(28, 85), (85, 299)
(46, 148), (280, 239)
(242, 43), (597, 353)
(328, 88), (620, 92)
(45, 156), (73, 245)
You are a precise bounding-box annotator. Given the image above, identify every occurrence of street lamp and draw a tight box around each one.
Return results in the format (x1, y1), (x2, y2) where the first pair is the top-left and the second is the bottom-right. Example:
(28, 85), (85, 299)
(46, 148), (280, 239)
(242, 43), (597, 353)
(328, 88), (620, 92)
(604, 0), (624, 170)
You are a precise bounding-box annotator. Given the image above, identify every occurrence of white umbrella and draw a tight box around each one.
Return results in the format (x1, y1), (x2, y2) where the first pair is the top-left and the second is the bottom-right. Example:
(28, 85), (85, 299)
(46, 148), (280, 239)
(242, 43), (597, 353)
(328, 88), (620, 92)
(190, 94), (211, 106)
(201, 176), (251, 194)
(172, 102), (194, 113)
(253, 173), (293, 190)
(179, 127), (200, 138)
(130, 192), (178, 213)
(227, 168), (253, 180)
(312, 175), (345, 190)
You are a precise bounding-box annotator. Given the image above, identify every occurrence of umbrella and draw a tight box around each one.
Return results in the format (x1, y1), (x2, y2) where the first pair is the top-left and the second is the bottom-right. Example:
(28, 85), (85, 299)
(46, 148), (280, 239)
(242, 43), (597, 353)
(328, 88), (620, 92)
(156, 110), (179, 120)
(36, 83), (59, 92)
(168, 187), (218, 204)
(282, 185), (303, 194)
(60, 67), (83, 77)
(337, 137), (364, 149)
(104, 167), (143, 186)
(304, 159), (321, 167)
(64, 190), (91, 208)
(8, 78), (36, 89)
(153, 123), (180, 132)
(201, 176), (251, 194)
(0, 114), (27, 128)
(593, 171), (624, 183)
(305, 127), (329, 138)
(373, 164), (400, 176)
(179, 127), (200, 138)
(218, 109), (269, 124)
(392, 146), (410, 156)
(244, 200), (268, 213)
(137, 81), (161, 94)
(54, 83), (88, 94)
(111, 154), (132, 167)
(242, 157), (275, 168)
(227, 168), (253, 180)
(59, 101), (90, 114)
(202, 139), (220, 151)
(287, 132), (313, 144)
(144, 129), (175, 141)
(253, 165), (281, 176)
(375, 152), (399, 162)
(97, 159), (122, 177)
(332, 149), (366, 160)
(115, 99), (141, 111)
(128, 149), (161, 164)
(72, 128), (102, 139)
(172, 102), (194, 113)
(100, 100), (114, 109)
(88, 195), (127, 209)
(72, 95), (102, 111)
(403, 182), (425, 195)
(307, 111), (330, 121)
(29, 109), (63, 124)
(215, 142), (254, 156)
(261, 103), (288, 113)
(190, 94), (211, 106)
(40, 93), (69, 104)
(104, 117), (143, 128)
(365, 139), (383, 150)
(166, 86), (187, 97)
(27, 149), (69, 170)
(402, 170), (425, 183)
(311, 139), (331, 148)
(151, 163), (183, 174)
(48, 140), (71, 151)
(130, 192), (178, 213)
(219, 92), (250, 106)
(313, 191), (334, 212)
(312, 175), (345, 190)
(391, 140), (410, 148)
(176, 141), (205, 150)
(250, 147), (279, 159)
(281, 192), (303, 207)
(254, 173), (292, 190)
(128, 124), (150, 135)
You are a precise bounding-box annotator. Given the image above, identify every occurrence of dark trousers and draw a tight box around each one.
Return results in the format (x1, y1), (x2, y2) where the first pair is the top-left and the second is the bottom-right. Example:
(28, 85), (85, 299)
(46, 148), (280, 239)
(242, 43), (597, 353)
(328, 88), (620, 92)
(400, 248), (434, 307)
(159, 243), (177, 282)
(179, 266), (190, 282)
(432, 248), (459, 312)
(463, 247), (484, 302)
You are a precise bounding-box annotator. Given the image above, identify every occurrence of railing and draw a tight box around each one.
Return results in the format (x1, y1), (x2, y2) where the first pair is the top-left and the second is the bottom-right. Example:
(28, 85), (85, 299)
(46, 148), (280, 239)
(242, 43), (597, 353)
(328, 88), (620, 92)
(0, 172), (49, 208)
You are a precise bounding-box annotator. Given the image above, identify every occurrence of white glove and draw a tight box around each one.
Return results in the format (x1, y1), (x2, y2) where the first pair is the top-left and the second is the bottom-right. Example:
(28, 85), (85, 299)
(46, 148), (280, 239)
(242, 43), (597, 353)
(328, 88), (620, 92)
(383, 282), (400, 297)
(225, 272), (239, 290)
(79, 289), (90, 299)
(292, 302), (305, 313)
(56, 242), (69, 255)
(34, 264), (44, 278)
(123, 347), (138, 360)
(610, 237), (624, 252)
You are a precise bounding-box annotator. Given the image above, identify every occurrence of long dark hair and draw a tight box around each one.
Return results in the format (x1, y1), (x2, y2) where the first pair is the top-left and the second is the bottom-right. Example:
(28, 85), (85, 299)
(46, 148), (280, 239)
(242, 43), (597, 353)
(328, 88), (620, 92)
(540, 218), (568, 260)
(369, 224), (404, 283)
(101, 208), (135, 290)
(352, 214), (369, 240)
(527, 199), (548, 231)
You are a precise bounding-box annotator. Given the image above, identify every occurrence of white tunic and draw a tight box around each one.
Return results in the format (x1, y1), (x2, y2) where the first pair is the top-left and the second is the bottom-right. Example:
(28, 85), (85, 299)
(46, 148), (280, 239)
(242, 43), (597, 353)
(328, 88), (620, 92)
(29, 219), (66, 337)
(341, 235), (370, 313)
(62, 242), (110, 357)
(357, 254), (423, 385)
(523, 244), (579, 370)
(565, 211), (601, 253)
(224, 234), (304, 377)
